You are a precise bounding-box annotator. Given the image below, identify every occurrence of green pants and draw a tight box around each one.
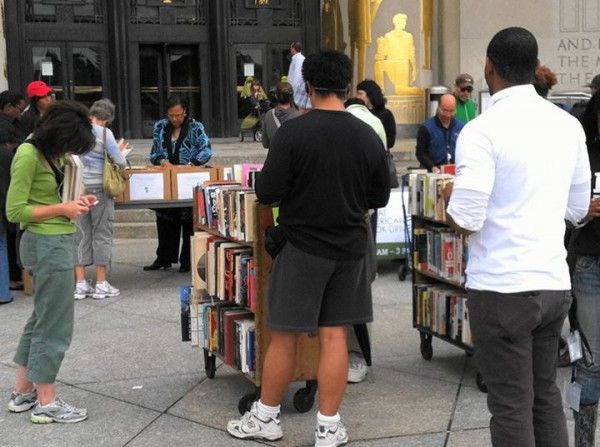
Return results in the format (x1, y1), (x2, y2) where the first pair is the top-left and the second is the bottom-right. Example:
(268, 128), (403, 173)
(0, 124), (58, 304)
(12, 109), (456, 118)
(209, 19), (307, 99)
(14, 231), (75, 384)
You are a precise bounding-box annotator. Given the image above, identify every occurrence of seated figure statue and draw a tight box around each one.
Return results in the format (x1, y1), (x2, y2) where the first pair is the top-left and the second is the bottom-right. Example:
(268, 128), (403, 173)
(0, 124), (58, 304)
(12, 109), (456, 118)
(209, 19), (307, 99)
(374, 13), (421, 95)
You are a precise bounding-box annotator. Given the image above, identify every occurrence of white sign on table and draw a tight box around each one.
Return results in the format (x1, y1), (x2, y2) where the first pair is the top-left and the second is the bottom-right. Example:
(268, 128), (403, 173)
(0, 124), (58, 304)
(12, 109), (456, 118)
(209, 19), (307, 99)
(176, 172), (212, 200)
(129, 173), (165, 201)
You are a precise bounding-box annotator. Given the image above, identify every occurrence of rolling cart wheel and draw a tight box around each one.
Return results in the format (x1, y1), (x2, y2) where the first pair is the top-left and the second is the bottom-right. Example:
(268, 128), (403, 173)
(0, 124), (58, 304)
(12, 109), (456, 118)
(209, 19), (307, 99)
(203, 350), (216, 379)
(476, 372), (488, 393)
(419, 332), (433, 361)
(398, 261), (408, 281)
(254, 128), (263, 142)
(238, 393), (258, 415)
(293, 381), (317, 413)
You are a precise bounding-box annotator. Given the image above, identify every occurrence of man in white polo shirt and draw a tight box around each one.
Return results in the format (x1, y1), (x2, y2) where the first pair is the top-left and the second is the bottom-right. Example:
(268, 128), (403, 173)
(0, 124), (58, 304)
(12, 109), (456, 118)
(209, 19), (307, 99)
(446, 27), (591, 447)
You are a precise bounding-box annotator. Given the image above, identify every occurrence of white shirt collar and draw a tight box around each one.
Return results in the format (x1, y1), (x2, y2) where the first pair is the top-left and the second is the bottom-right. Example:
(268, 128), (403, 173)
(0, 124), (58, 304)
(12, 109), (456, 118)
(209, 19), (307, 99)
(491, 84), (536, 104)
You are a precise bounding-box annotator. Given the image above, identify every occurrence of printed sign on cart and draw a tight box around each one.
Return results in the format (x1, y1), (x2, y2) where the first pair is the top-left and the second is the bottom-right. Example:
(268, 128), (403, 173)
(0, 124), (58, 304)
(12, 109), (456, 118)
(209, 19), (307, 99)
(376, 190), (411, 260)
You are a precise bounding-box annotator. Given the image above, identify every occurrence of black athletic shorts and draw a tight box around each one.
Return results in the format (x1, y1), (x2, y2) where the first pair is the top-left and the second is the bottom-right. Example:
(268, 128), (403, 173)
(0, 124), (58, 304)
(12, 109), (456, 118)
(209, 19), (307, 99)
(266, 241), (372, 332)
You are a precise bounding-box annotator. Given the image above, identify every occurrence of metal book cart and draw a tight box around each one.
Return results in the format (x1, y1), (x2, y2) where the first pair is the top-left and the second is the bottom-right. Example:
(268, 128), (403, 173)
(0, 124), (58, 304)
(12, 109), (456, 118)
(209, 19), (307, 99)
(192, 197), (320, 414)
(411, 214), (488, 393)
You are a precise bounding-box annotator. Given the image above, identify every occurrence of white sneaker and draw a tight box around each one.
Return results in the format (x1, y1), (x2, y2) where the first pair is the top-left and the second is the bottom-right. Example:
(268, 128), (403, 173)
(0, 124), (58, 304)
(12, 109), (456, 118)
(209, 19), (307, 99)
(315, 420), (349, 447)
(227, 401), (283, 441)
(92, 281), (120, 300)
(74, 281), (94, 300)
(347, 352), (368, 383)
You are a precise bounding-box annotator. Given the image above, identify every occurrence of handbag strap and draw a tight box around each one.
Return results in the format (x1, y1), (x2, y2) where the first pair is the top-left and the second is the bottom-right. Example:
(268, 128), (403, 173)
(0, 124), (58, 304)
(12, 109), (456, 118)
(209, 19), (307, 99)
(102, 127), (130, 170)
(102, 126), (110, 163)
(271, 108), (281, 128)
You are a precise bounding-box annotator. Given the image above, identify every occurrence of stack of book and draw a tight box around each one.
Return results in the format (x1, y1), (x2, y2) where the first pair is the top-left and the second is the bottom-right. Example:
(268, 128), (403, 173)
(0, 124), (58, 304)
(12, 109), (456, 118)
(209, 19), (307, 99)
(414, 284), (472, 347)
(192, 301), (256, 376)
(218, 163), (263, 188)
(61, 154), (85, 203)
(204, 237), (256, 309)
(195, 184), (257, 242)
(413, 226), (467, 284)
(408, 171), (454, 221)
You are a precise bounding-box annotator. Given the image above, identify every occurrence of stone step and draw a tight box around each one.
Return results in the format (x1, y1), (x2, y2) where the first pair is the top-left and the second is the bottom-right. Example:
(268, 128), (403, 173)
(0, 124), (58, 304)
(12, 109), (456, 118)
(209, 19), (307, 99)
(115, 208), (155, 223)
(114, 222), (156, 239)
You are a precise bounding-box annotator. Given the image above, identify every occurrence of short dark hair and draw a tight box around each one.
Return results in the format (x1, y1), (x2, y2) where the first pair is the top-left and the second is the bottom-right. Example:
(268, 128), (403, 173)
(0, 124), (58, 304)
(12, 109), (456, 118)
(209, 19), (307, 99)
(302, 50), (352, 100)
(31, 101), (95, 160)
(0, 90), (24, 109)
(165, 95), (188, 114)
(486, 27), (538, 85)
(356, 79), (386, 110)
(290, 42), (302, 53)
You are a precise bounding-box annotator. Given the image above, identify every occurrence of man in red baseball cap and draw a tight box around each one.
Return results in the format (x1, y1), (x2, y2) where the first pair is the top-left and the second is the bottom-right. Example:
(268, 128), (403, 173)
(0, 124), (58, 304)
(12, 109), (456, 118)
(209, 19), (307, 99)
(21, 81), (54, 136)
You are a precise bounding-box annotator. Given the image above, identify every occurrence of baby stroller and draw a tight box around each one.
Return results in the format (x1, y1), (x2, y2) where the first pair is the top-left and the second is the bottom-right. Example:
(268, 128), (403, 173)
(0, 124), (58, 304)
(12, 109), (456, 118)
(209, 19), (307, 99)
(239, 78), (271, 142)
(240, 98), (270, 142)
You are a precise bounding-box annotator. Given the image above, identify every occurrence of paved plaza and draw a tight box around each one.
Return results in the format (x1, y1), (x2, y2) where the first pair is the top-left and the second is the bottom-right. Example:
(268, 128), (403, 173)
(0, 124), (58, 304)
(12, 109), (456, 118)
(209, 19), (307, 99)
(0, 139), (592, 446)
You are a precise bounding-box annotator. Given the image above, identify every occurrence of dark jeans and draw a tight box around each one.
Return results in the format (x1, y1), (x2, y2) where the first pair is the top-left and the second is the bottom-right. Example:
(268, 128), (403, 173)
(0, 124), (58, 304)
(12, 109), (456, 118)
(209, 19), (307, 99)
(154, 207), (193, 267)
(468, 289), (571, 447)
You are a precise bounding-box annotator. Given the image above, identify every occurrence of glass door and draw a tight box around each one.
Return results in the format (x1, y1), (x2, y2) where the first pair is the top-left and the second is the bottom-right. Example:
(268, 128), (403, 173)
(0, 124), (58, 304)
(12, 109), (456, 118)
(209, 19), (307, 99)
(68, 44), (105, 109)
(233, 44), (292, 120)
(29, 42), (106, 108)
(139, 44), (201, 138)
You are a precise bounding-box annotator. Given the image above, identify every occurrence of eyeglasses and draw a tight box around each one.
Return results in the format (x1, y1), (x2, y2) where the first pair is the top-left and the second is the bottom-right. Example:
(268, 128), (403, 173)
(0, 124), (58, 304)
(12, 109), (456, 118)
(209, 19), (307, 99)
(460, 86), (473, 93)
(167, 112), (185, 120)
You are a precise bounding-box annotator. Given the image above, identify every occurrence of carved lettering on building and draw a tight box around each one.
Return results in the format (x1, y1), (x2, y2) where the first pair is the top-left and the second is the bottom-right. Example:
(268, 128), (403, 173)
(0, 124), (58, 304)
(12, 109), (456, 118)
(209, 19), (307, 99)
(554, 0), (600, 87)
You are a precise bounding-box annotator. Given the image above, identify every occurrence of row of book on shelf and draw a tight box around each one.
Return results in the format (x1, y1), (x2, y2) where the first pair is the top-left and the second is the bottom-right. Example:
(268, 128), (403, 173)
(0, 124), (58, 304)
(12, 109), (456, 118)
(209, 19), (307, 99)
(413, 226), (467, 285)
(190, 232), (257, 309)
(407, 167), (454, 221)
(191, 300), (256, 376)
(414, 284), (472, 347)
(194, 184), (258, 242)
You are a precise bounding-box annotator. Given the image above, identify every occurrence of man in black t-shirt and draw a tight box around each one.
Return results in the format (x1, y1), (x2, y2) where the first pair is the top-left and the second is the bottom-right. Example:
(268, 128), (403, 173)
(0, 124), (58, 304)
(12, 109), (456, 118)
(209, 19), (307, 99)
(227, 50), (391, 445)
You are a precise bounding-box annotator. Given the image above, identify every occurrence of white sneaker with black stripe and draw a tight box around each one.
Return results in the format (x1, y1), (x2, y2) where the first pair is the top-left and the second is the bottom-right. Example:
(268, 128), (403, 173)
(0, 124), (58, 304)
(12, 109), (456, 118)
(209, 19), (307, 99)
(315, 420), (349, 447)
(227, 401), (283, 441)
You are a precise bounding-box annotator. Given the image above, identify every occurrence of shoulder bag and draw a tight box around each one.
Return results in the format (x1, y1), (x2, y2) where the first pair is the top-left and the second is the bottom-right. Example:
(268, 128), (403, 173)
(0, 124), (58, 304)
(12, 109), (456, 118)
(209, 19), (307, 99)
(102, 127), (129, 198)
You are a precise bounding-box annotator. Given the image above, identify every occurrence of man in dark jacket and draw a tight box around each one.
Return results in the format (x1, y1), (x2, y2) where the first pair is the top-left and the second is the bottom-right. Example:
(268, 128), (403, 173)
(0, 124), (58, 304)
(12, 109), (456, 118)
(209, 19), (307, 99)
(0, 90), (26, 294)
(415, 93), (464, 172)
(0, 91), (25, 148)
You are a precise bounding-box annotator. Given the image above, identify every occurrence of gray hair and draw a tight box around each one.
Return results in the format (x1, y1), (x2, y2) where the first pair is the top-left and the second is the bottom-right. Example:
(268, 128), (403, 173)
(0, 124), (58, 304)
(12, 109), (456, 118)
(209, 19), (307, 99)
(89, 98), (115, 123)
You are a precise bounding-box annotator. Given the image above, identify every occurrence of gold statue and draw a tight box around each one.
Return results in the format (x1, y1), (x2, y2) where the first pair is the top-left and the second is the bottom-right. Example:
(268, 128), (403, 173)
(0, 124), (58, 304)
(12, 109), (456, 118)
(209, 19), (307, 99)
(349, 0), (382, 82)
(374, 13), (420, 95)
(321, 0), (346, 52)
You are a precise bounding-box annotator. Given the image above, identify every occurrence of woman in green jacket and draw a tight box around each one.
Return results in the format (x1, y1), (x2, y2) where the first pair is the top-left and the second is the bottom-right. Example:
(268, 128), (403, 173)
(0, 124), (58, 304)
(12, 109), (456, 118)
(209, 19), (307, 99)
(5, 101), (96, 424)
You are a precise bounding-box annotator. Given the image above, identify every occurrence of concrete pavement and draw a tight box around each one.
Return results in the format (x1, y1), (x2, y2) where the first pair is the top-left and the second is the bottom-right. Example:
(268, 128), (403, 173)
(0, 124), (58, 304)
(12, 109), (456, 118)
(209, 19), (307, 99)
(0, 239), (593, 446)
(2, 238), (494, 447)
(1, 137), (591, 446)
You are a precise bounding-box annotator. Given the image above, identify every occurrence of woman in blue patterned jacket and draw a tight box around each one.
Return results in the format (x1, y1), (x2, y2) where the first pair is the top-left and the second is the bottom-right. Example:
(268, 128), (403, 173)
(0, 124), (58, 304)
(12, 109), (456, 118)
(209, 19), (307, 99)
(145, 95), (212, 273)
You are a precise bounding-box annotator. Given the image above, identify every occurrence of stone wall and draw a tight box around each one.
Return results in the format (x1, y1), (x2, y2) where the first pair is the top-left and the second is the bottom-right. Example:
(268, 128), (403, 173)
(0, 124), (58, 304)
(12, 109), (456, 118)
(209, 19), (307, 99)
(439, 0), (600, 96)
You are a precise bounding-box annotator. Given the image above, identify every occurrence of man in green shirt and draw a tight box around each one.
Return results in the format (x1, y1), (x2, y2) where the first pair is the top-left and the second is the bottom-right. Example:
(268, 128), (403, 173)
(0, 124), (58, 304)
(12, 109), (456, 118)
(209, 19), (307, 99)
(453, 73), (477, 124)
